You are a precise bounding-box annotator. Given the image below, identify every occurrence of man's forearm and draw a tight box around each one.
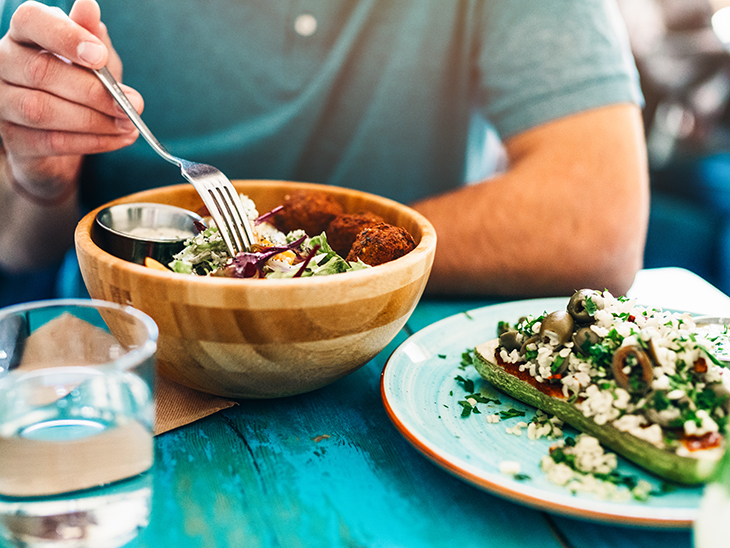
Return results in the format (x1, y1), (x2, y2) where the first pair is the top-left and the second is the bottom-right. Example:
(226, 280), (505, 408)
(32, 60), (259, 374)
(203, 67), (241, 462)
(412, 176), (646, 297)
(412, 104), (650, 297)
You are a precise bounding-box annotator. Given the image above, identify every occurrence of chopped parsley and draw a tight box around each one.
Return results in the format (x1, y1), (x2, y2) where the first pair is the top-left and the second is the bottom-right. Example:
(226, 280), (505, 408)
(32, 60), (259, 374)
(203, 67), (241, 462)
(454, 375), (474, 394)
(584, 296), (599, 316)
(458, 399), (480, 417)
(460, 348), (475, 369)
(500, 408), (526, 420)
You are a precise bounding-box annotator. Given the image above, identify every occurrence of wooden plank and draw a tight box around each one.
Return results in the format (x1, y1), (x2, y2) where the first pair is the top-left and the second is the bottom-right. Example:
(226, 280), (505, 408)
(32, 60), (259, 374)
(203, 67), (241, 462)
(132, 331), (563, 547)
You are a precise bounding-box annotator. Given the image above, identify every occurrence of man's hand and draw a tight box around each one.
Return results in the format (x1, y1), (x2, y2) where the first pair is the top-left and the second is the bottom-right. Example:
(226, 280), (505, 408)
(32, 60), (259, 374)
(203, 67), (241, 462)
(0, 0), (143, 198)
(0, 0), (145, 271)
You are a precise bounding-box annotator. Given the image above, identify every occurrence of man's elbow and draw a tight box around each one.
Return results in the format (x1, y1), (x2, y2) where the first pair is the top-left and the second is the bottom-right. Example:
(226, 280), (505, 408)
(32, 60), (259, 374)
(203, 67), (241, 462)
(571, 222), (647, 297)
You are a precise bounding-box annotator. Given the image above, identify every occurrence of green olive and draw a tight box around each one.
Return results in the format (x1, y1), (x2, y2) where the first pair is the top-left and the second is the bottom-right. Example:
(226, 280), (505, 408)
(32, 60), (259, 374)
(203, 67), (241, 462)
(499, 330), (522, 352)
(645, 338), (660, 365)
(612, 345), (653, 394)
(572, 327), (600, 356)
(567, 289), (603, 325)
(539, 310), (574, 345)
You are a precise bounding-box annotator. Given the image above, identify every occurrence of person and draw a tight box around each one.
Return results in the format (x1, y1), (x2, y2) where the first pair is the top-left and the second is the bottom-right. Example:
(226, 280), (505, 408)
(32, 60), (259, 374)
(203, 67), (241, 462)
(0, 0), (649, 300)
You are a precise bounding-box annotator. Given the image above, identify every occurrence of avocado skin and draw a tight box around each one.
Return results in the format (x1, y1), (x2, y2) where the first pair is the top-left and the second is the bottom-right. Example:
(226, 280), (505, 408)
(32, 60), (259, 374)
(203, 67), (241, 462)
(474, 340), (722, 486)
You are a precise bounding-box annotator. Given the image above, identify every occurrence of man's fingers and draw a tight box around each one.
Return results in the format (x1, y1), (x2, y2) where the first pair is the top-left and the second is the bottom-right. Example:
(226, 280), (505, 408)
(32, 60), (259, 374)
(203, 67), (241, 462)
(0, 42), (109, 113)
(68, 0), (103, 36)
(8, 1), (107, 69)
(1, 122), (139, 158)
(0, 82), (142, 135)
(69, 0), (124, 78)
(0, 42), (143, 119)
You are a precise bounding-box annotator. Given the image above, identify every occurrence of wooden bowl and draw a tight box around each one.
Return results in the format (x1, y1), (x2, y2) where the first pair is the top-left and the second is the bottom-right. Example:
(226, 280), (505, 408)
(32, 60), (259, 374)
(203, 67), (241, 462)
(74, 180), (437, 398)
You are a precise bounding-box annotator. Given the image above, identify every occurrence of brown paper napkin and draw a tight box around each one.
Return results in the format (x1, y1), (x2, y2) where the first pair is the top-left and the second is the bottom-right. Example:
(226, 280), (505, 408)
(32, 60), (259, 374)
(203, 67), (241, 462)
(12, 311), (234, 436)
(154, 375), (237, 435)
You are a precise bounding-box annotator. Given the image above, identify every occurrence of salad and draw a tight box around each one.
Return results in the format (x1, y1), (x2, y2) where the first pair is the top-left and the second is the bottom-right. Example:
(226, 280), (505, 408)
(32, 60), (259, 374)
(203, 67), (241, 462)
(167, 194), (370, 279)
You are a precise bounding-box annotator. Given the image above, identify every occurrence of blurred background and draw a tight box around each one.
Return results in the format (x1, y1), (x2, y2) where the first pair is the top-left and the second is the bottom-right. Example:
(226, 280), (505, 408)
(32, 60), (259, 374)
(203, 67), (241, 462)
(619, 0), (730, 295)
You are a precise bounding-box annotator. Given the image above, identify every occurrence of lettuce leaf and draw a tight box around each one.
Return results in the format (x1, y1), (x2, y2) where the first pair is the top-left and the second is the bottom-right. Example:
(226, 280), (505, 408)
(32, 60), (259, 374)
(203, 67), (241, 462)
(168, 226), (229, 275)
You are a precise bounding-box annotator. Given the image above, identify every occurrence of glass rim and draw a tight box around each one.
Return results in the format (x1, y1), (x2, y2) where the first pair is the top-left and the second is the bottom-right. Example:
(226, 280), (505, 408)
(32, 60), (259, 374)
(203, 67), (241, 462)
(0, 298), (158, 372)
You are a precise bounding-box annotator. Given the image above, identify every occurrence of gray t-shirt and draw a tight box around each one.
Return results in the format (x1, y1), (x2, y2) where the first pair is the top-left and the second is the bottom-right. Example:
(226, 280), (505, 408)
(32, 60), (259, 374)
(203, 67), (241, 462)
(2, 0), (642, 207)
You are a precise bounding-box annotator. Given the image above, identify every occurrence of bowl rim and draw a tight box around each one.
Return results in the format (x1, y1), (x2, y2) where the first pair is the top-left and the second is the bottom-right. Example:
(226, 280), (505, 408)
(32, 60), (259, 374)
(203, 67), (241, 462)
(75, 179), (437, 290)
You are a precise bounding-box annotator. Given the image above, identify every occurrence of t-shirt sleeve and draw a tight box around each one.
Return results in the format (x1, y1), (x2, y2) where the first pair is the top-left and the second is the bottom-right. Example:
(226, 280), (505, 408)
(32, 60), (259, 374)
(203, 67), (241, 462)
(476, 0), (644, 140)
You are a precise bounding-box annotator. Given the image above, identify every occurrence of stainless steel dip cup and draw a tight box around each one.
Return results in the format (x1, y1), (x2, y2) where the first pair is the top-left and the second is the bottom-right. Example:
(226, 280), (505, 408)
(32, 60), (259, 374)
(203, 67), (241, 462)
(92, 203), (202, 265)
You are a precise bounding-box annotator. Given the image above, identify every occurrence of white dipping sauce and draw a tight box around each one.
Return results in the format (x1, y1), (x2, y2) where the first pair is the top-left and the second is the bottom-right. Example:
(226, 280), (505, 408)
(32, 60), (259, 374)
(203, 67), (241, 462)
(127, 226), (194, 240)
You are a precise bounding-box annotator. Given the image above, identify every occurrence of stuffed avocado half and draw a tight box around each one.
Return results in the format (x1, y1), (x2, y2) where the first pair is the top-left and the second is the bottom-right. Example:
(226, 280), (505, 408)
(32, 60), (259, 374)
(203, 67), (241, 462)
(473, 289), (730, 485)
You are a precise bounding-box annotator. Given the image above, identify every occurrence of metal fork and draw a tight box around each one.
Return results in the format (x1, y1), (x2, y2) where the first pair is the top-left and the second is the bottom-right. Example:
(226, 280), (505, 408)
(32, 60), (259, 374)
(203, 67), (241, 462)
(93, 66), (255, 256)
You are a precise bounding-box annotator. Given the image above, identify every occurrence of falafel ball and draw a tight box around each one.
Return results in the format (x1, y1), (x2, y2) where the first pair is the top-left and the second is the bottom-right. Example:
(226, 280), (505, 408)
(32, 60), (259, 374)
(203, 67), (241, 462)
(272, 189), (344, 236)
(327, 212), (385, 257)
(346, 222), (416, 266)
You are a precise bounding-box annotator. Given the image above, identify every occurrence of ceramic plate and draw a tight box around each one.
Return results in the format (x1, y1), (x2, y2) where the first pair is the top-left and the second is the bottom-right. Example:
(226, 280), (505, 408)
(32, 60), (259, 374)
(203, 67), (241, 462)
(381, 298), (704, 528)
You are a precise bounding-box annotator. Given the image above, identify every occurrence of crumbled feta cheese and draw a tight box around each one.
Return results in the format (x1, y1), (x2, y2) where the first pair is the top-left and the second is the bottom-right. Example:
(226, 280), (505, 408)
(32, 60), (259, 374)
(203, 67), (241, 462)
(541, 458), (575, 486)
(253, 221), (288, 246)
(527, 411), (564, 440)
(684, 409), (719, 437)
(540, 435), (633, 501)
(632, 480), (653, 501)
(571, 435), (617, 475)
(499, 461), (522, 476)
(500, 348), (522, 364)
(613, 388), (631, 410)
(505, 421), (529, 436)
(238, 194), (259, 221)
(657, 408), (680, 424)
(652, 374), (671, 391)
(667, 389), (685, 400)
(575, 385), (621, 425)
(613, 414), (665, 448)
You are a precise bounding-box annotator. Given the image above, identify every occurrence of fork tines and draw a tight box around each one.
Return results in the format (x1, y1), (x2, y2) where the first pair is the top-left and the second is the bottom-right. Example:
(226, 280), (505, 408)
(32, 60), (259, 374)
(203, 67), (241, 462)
(178, 162), (255, 257)
(209, 182), (256, 255)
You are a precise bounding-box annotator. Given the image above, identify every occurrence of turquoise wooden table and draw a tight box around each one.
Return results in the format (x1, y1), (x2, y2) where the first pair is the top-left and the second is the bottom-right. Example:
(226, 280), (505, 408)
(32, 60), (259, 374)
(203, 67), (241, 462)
(127, 268), (726, 548)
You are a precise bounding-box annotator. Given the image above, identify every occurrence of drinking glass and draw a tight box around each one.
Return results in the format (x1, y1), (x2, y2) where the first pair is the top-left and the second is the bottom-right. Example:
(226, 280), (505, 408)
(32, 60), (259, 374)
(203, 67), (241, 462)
(0, 299), (158, 547)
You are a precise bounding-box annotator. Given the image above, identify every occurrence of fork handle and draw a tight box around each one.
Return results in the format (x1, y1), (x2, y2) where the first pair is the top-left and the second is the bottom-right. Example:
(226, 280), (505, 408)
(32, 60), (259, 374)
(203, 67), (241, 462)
(93, 66), (180, 167)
